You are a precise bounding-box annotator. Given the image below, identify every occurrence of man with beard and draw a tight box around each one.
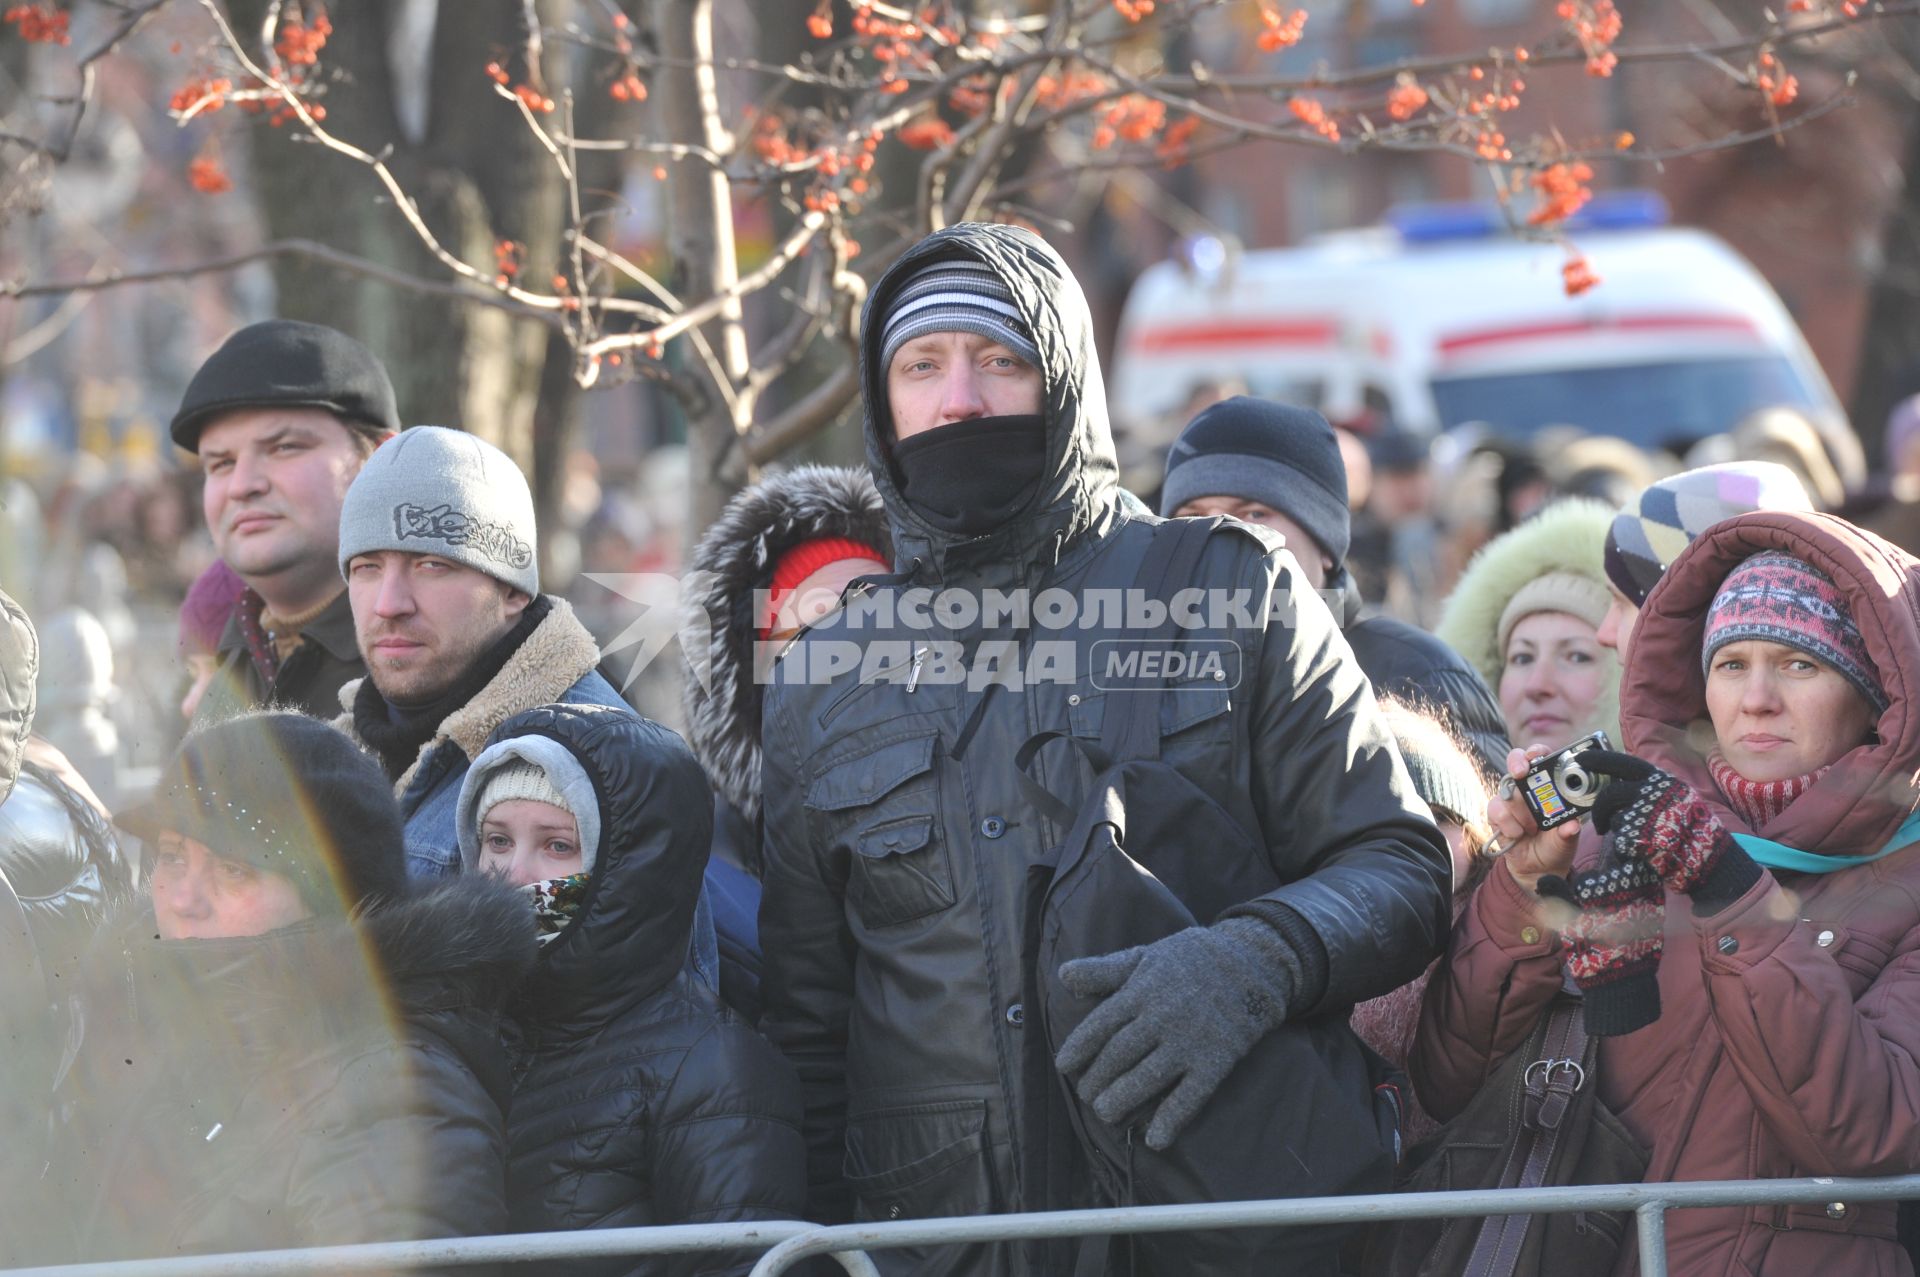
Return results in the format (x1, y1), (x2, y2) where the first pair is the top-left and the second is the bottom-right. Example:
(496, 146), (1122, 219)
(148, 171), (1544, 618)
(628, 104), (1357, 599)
(175, 320), (399, 724)
(334, 426), (720, 988)
(758, 226), (1450, 1276)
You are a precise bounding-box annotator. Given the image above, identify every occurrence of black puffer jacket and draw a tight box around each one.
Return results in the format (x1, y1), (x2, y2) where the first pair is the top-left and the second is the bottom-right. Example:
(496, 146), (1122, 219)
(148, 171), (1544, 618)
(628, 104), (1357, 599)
(759, 223), (1451, 1273)
(32, 878), (531, 1268)
(467, 704), (805, 1277)
(1337, 580), (1509, 776)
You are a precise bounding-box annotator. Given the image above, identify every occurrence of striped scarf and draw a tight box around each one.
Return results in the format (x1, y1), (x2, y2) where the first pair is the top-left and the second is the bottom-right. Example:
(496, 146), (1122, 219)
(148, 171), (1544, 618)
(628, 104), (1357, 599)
(1707, 750), (1831, 830)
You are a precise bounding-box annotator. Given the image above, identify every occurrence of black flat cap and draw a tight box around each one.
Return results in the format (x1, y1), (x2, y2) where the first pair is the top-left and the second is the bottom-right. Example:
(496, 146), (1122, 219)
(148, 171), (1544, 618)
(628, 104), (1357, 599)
(170, 319), (400, 452)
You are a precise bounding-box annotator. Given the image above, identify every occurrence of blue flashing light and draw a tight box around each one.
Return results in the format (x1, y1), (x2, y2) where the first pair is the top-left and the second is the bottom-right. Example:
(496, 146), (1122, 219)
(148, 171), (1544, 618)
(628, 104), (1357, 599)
(1387, 189), (1670, 244)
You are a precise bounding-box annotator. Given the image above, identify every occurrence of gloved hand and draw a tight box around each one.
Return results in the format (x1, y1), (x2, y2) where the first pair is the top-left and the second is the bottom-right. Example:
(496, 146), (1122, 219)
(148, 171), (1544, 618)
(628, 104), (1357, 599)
(1583, 749), (1760, 905)
(1538, 856), (1665, 1036)
(1055, 917), (1296, 1151)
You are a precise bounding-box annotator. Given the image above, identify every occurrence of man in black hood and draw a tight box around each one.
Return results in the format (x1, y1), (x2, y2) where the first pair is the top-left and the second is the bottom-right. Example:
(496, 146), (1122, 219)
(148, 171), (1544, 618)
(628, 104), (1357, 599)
(1160, 396), (1510, 775)
(758, 224), (1451, 1275)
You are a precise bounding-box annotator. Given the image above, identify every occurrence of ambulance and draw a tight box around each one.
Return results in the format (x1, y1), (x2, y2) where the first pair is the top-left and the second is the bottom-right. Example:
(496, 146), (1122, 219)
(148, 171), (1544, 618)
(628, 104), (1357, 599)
(1109, 193), (1851, 463)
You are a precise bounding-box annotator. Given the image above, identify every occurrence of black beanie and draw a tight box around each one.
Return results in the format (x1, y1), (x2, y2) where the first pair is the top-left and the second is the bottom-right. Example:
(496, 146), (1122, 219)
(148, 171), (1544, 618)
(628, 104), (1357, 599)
(1159, 397), (1351, 570)
(114, 712), (408, 915)
(170, 320), (400, 453)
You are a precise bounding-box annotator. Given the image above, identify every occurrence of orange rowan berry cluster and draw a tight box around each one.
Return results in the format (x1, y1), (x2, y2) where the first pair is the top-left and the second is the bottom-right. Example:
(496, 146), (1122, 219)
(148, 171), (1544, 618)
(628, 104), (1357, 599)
(1289, 96), (1339, 142)
(1557, 0), (1622, 77)
(807, 2), (832, 39)
(1034, 70), (1111, 111)
(1562, 250), (1600, 296)
(850, 4), (955, 97)
(609, 72), (646, 101)
(274, 11), (331, 66)
(1092, 95), (1166, 150)
(1113, 0), (1154, 21)
(189, 154), (232, 194)
(1754, 50), (1798, 106)
(948, 77), (991, 117)
(169, 76), (233, 116)
(1386, 77), (1429, 122)
(1155, 115), (1199, 167)
(493, 240), (523, 288)
(3, 4), (68, 45)
(1528, 160), (1594, 226)
(899, 117), (956, 150)
(1257, 5), (1307, 53)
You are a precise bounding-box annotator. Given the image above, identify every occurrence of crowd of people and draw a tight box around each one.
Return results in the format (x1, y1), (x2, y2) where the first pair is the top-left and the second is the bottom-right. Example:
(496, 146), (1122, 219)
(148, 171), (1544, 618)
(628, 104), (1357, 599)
(2, 222), (1919, 1277)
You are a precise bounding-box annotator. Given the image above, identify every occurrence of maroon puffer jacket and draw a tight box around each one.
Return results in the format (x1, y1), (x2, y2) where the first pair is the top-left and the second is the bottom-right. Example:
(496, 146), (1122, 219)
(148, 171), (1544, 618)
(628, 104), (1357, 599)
(1413, 510), (1920, 1277)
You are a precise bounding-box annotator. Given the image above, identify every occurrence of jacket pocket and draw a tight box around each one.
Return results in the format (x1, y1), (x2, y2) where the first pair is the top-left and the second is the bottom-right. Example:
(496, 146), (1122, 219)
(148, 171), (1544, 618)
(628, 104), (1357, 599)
(807, 730), (954, 930)
(844, 1100), (994, 1223)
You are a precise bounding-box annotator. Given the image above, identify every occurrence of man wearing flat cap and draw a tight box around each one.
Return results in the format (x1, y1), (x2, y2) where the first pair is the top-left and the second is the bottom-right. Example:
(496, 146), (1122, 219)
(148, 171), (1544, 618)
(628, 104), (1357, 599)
(178, 320), (399, 725)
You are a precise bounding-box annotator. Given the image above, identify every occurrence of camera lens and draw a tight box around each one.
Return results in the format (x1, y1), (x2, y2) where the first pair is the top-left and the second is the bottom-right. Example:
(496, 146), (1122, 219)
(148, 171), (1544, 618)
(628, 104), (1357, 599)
(1555, 758), (1598, 807)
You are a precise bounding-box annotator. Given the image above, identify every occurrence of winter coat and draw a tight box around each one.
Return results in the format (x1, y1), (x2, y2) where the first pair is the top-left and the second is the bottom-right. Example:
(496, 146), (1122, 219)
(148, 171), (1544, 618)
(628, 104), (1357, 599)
(1433, 496), (1622, 748)
(195, 589), (365, 726)
(337, 597), (723, 994)
(1337, 580), (1509, 776)
(0, 587), (32, 805)
(464, 705), (805, 1277)
(758, 222), (1451, 1274)
(1413, 510), (1920, 1277)
(32, 878), (532, 1268)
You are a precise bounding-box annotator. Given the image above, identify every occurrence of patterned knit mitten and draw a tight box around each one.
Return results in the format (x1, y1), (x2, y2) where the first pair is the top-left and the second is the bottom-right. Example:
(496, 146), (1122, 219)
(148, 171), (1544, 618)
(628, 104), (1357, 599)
(1584, 750), (1761, 908)
(1538, 855), (1665, 1037)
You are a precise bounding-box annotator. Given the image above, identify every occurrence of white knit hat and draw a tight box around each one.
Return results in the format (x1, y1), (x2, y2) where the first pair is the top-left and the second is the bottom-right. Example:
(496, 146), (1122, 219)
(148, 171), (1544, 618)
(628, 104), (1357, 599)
(475, 759), (593, 872)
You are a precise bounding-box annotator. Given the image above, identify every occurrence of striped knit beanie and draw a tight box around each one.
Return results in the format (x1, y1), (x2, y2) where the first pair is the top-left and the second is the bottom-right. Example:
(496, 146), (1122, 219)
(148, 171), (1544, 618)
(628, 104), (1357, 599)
(1604, 462), (1812, 607)
(878, 259), (1039, 372)
(1702, 551), (1886, 714)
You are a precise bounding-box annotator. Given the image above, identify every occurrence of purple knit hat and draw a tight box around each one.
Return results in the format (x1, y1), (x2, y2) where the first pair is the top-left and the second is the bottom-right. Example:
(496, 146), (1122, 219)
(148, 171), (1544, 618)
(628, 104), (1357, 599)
(179, 560), (246, 658)
(1702, 551), (1886, 714)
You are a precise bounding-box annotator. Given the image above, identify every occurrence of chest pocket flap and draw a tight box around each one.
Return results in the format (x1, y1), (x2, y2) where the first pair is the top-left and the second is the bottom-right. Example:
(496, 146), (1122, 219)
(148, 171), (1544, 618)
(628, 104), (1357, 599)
(808, 732), (939, 812)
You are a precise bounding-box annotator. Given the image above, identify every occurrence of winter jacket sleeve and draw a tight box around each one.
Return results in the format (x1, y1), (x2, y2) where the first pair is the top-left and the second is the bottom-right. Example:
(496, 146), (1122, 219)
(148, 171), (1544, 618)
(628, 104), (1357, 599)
(1224, 547), (1455, 1013)
(1408, 856), (1566, 1121)
(1692, 869), (1920, 1175)
(757, 692), (858, 1224)
(285, 1039), (508, 1258)
(653, 1018), (808, 1277)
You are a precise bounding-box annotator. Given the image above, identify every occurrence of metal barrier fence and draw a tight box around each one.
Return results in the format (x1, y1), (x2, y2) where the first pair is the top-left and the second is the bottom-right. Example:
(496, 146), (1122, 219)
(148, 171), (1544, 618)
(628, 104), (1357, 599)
(8, 1175), (1920, 1277)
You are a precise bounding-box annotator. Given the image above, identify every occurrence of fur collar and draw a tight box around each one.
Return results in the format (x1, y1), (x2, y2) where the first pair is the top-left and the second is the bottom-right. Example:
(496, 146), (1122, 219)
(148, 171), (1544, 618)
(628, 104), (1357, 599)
(680, 465), (891, 823)
(337, 596), (603, 797)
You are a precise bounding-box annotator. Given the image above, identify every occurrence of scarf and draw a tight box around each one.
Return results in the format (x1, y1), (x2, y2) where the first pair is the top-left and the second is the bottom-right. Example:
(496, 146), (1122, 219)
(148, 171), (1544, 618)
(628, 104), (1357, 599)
(354, 596), (552, 782)
(891, 414), (1048, 538)
(1707, 751), (1831, 831)
(524, 872), (591, 946)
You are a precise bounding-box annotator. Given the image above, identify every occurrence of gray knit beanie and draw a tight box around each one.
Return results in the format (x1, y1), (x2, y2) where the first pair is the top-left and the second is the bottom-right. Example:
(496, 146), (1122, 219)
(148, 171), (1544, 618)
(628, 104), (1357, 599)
(337, 426), (539, 595)
(474, 761), (594, 874)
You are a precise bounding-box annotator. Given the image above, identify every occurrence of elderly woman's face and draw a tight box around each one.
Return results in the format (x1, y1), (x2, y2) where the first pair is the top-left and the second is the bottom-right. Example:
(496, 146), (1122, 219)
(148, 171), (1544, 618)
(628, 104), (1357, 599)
(149, 833), (312, 940)
(1499, 610), (1611, 750)
(1706, 639), (1876, 783)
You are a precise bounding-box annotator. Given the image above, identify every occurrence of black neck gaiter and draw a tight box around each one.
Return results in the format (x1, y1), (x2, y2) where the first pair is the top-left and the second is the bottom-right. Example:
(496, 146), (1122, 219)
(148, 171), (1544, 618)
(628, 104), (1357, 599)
(891, 415), (1049, 538)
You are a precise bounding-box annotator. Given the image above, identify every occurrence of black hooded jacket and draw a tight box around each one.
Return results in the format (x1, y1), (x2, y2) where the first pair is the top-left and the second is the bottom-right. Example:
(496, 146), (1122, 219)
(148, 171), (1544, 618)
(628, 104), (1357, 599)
(757, 223), (1451, 1271)
(30, 877), (532, 1268)
(471, 704), (805, 1277)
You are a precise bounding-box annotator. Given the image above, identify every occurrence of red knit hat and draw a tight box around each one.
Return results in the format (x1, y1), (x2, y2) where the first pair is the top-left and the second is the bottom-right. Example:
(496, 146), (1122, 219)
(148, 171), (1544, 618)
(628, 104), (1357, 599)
(759, 536), (888, 640)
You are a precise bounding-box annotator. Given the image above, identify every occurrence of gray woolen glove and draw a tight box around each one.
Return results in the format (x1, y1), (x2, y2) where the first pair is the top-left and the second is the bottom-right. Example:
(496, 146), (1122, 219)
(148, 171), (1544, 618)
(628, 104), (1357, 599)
(1054, 916), (1300, 1151)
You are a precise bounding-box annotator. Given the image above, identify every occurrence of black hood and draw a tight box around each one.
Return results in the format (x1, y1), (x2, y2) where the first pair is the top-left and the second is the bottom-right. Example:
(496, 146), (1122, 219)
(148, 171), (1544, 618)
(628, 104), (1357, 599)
(468, 703), (713, 1028)
(861, 223), (1124, 585)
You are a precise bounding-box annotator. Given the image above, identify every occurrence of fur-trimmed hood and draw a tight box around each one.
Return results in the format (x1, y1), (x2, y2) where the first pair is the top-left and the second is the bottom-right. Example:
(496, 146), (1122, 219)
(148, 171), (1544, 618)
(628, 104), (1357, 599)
(1435, 497), (1622, 747)
(680, 465), (891, 823)
(337, 596), (603, 798)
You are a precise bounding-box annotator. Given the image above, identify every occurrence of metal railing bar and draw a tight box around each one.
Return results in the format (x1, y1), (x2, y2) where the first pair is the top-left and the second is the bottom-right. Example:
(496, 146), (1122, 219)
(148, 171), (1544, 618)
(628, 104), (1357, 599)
(1637, 1205), (1669, 1277)
(744, 1174), (1920, 1276)
(0, 1221), (882, 1277)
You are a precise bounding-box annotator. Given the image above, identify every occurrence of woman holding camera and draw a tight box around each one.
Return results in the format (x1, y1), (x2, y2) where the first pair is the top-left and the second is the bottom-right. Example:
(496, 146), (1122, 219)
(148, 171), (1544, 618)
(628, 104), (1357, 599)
(1413, 509), (1920, 1277)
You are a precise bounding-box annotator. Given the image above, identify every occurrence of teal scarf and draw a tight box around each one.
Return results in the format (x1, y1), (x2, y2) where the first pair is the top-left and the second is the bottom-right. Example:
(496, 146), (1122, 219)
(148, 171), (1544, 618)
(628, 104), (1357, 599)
(1734, 807), (1920, 875)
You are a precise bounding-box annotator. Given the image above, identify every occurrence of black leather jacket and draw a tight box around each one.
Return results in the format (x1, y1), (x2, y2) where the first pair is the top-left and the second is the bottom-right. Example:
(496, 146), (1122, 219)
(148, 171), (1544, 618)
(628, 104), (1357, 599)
(758, 223), (1451, 1274)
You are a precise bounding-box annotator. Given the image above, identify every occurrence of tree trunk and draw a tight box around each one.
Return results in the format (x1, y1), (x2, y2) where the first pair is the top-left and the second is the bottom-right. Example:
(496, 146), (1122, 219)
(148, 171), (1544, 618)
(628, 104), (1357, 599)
(1850, 109), (1920, 459)
(654, 0), (753, 536)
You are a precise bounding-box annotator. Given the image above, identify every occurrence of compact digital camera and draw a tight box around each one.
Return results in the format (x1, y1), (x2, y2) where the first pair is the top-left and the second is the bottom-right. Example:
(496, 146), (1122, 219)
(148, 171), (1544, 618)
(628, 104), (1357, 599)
(1515, 730), (1613, 831)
